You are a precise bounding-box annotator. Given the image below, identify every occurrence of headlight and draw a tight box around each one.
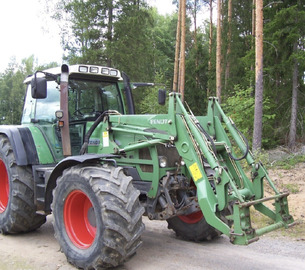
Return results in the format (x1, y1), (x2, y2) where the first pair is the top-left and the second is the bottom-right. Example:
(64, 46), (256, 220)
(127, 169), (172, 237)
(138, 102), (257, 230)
(55, 110), (64, 119)
(159, 156), (167, 168)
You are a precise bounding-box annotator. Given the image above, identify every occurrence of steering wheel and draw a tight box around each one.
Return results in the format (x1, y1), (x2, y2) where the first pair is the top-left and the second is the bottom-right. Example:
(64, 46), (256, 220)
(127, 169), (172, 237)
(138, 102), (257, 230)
(73, 107), (95, 116)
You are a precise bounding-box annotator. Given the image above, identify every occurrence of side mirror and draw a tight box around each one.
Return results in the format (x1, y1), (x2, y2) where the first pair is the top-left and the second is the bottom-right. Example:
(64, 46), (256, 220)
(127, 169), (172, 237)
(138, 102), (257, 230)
(31, 77), (47, 99)
(158, 89), (166, 105)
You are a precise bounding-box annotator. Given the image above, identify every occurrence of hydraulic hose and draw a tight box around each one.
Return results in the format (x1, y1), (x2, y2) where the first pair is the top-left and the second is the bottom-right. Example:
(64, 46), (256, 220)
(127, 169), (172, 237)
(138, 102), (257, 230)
(228, 123), (249, 161)
(80, 111), (108, 155)
(195, 122), (218, 157)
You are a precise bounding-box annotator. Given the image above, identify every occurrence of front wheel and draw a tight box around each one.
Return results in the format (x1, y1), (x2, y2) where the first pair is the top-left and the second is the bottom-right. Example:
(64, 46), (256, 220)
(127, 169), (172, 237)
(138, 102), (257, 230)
(167, 211), (221, 241)
(52, 164), (145, 269)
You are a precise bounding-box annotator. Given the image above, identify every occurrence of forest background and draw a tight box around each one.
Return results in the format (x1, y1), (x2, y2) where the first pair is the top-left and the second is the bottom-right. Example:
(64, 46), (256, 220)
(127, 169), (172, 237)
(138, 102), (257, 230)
(0, 0), (304, 151)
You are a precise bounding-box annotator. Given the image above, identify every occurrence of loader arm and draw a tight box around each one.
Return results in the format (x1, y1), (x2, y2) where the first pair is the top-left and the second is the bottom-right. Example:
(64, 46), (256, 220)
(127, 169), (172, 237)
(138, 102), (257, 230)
(171, 93), (294, 244)
(105, 92), (294, 245)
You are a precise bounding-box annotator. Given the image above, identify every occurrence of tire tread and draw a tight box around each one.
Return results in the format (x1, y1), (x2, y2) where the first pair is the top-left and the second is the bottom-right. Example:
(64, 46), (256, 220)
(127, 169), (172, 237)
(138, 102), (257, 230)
(0, 135), (46, 234)
(52, 164), (144, 269)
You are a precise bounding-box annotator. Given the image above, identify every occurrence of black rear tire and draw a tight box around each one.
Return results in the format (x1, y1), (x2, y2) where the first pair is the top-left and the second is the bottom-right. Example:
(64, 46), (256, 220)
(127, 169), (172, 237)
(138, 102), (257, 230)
(52, 164), (145, 269)
(0, 135), (46, 234)
(167, 211), (220, 241)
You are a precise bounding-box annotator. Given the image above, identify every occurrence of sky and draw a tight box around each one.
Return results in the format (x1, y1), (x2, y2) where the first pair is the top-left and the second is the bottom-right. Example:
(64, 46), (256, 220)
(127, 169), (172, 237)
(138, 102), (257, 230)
(0, 0), (176, 73)
(0, 0), (63, 72)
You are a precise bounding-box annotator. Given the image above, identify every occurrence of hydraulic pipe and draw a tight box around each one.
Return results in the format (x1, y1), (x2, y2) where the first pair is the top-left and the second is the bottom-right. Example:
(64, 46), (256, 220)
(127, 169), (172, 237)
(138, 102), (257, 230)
(213, 100), (255, 165)
(255, 221), (285, 236)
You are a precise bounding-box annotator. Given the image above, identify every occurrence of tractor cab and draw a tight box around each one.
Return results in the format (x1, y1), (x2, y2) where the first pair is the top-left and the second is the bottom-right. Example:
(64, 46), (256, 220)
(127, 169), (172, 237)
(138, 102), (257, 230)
(22, 65), (133, 161)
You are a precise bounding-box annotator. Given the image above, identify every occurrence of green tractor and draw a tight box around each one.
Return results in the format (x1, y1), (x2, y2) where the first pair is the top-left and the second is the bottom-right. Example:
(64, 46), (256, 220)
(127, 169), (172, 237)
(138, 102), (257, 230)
(0, 64), (294, 269)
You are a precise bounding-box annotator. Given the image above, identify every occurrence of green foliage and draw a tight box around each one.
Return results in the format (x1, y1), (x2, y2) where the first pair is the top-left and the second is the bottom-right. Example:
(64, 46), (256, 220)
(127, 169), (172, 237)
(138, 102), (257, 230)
(184, 32), (209, 115)
(110, 7), (155, 81)
(149, 10), (178, 86)
(0, 56), (33, 124)
(53, 0), (108, 64)
(223, 85), (276, 148)
(281, 183), (300, 194)
(254, 148), (305, 170)
(1, 0), (305, 151)
(0, 56), (59, 125)
(138, 87), (168, 115)
(223, 86), (254, 139)
(135, 72), (169, 115)
(274, 154), (305, 170)
(263, 2), (305, 145)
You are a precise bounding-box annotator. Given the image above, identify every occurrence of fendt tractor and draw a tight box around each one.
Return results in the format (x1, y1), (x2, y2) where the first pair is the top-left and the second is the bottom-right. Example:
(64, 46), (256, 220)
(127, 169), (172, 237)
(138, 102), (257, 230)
(0, 64), (294, 269)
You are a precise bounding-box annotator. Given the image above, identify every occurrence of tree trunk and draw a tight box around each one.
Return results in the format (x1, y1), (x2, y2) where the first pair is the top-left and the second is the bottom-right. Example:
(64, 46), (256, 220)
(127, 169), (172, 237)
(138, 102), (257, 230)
(194, 0), (199, 88)
(106, 1), (113, 67)
(252, 0), (256, 41)
(207, 0), (213, 97)
(288, 42), (299, 150)
(179, 0), (186, 102)
(224, 0), (232, 91)
(252, 0), (263, 152)
(216, 0), (222, 103)
(250, 0), (255, 89)
(173, 1), (182, 92)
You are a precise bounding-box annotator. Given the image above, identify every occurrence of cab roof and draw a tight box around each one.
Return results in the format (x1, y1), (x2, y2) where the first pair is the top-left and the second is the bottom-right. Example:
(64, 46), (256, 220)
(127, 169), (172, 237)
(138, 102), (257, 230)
(24, 64), (122, 83)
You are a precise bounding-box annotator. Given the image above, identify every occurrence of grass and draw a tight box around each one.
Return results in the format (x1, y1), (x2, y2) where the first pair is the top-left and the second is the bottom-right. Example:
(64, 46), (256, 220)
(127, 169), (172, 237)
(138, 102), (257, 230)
(250, 207), (274, 229)
(250, 206), (305, 240)
(281, 183), (300, 194)
(233, 147), (305, 240)
(274, 154), (305, 170)
(265, 220), (305, 240)
(253, 148), (305, 170)
(236, 148), (305, 240)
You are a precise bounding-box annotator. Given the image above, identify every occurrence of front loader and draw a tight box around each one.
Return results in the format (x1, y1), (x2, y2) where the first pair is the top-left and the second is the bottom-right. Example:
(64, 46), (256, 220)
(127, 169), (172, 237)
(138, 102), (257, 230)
(0, 64), (294, 269)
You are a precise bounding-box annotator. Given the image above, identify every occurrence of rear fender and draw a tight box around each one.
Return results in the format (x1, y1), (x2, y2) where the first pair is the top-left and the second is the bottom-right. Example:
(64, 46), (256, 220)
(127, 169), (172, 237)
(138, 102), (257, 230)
(0, 126), (39, 166)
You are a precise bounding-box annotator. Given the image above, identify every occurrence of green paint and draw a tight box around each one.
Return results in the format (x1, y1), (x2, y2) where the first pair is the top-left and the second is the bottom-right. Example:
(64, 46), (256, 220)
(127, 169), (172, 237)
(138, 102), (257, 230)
(18, 71), (294, 245)
(27, 126), (55, 164)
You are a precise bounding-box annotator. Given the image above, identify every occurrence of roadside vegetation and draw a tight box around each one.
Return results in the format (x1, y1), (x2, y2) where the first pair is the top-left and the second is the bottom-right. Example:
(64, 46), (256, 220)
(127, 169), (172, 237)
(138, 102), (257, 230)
(250, 149), (305, 240)
(1, 1), (305, 153)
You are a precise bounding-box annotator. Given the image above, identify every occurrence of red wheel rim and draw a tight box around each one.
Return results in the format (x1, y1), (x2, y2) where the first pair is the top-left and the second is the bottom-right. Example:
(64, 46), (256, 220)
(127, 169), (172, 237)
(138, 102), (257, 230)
(0, 159), (9, 213)
(178, 211), (203, 224)
(178, 179), (203, 224)
(64, 190), (97, 249)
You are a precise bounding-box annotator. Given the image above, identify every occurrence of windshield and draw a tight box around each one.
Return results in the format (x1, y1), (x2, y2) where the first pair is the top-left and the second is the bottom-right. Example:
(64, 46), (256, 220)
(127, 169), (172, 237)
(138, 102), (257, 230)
(22, 79), (123, 124)
(68, 79), (123, 120)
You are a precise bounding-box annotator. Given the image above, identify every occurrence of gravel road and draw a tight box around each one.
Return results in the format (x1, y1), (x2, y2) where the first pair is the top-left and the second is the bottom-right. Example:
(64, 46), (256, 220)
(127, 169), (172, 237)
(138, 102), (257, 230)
(0, 216), (304, 270)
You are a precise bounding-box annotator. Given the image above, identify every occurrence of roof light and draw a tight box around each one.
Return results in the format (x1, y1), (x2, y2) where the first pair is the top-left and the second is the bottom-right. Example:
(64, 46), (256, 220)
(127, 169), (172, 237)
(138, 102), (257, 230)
(110, 70), (118, 76)
(79, 66), (88, 73)
(90, 66), (99, 73)
(101, 68), (109, 75)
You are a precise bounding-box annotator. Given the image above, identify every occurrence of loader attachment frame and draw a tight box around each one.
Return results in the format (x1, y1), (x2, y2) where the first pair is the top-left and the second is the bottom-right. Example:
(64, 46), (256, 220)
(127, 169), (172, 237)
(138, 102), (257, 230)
(171, 94), (294, 245)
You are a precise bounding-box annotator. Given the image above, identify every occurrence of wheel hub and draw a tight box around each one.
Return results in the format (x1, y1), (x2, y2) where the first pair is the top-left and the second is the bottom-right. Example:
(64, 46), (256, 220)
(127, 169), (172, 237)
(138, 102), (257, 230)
(178, 211), (203, 224)
(64, 190), (97, 249)
(87, 207), (96, 227)
(0, 159), (9, 213)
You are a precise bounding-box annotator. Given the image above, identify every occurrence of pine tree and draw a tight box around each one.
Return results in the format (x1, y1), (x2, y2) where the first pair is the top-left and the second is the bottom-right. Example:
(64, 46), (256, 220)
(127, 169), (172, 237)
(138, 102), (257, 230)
(252, 0), (263, 152)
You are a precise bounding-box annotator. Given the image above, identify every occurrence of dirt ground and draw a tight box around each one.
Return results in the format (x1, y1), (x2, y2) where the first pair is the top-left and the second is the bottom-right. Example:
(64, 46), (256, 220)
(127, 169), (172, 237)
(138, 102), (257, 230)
(0, 159), (304, 269)
(1, 214), (305, 270)
(268, 162), (305, 238)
